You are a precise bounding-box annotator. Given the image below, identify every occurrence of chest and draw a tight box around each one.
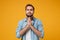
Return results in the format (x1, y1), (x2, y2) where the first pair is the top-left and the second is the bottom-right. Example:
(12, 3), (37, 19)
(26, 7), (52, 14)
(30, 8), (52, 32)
(22, 21), (38, 29)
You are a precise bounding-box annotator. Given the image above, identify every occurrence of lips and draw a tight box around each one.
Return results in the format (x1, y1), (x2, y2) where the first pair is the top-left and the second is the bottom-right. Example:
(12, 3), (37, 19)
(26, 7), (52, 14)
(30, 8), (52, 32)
(27, 13), (32, 15)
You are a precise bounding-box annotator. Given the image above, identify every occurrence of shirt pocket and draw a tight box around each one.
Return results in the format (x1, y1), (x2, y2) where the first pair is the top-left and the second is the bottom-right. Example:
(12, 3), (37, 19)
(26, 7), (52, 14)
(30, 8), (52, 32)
(34, 22), (38, 29)
(22, 22), (27, 29)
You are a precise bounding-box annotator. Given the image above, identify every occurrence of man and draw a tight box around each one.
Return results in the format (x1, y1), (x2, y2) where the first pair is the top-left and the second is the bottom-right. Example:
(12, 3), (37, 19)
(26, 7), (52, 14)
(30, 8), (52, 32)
(16, 4), (44, 40)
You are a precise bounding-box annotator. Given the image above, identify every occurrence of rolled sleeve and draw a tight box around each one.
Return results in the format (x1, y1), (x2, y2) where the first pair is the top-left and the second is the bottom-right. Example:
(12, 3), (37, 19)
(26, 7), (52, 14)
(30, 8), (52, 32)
(37, 20), (44, 38)
(16, 21), (22, 38)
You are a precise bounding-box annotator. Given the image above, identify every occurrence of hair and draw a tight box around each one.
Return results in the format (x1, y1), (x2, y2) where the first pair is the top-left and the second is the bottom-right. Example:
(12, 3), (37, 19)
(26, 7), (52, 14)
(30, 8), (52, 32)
(25, 4), (35, 10)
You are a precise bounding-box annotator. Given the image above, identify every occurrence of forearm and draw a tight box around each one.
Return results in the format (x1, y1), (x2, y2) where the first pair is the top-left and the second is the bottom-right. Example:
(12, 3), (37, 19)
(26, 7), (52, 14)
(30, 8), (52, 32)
(20, 25), (30, 36)
(30, 25), (42, 37)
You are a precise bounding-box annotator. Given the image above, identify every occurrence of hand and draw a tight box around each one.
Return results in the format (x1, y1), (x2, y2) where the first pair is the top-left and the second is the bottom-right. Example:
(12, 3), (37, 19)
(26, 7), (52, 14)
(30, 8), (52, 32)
(27, 17), (32, 26)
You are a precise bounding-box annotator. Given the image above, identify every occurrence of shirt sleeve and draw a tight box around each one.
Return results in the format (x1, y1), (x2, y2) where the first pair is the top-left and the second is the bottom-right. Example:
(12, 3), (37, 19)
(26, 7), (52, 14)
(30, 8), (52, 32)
(37, 20), (44, 38)
(16, 21), (22, 38)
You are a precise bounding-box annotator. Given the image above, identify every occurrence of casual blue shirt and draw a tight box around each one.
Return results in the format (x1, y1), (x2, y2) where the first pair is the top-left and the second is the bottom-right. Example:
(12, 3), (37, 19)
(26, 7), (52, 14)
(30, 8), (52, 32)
(16, 17), (44, 40)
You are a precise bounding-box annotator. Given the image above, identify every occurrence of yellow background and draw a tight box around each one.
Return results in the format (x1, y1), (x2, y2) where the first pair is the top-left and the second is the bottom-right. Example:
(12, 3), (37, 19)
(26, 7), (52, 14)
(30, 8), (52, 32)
(0, 0), (60, 40)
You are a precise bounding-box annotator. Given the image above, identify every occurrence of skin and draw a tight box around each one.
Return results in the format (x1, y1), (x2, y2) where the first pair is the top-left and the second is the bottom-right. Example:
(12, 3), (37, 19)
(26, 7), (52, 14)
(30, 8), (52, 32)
(20, 6), (42, 37)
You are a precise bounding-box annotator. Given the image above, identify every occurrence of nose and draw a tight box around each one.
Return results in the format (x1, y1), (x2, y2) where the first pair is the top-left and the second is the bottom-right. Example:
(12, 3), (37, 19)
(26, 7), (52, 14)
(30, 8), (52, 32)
(28, 9), (31, 11)
(28, 9), (31, 12)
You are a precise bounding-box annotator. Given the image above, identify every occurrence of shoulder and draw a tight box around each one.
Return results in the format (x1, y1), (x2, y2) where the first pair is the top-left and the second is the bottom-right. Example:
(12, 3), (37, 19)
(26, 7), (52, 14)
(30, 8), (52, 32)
(35, 18), (42, 24)
(35, 18), (42, 22)
(18, 18), (25, 24)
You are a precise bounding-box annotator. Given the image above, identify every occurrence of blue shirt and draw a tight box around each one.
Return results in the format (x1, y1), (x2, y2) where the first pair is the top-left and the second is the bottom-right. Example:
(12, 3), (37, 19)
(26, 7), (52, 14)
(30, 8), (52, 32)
(16, 17), (44, 40)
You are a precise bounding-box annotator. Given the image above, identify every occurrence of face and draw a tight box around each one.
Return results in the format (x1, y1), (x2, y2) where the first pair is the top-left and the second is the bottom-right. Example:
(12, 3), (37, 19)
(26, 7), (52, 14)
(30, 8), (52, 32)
(25, 6), (34, 17)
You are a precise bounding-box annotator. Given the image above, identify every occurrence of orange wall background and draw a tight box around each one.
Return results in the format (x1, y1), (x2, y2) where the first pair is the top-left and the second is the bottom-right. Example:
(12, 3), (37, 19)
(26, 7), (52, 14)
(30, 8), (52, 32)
(0, 0), (60, 40)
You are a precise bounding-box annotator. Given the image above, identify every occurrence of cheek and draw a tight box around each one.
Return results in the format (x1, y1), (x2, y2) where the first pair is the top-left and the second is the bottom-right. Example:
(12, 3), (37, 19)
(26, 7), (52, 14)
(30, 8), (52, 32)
(31, 11), (34, 13)
(26, 11), (29, 13)
(25, 11), (28, 14)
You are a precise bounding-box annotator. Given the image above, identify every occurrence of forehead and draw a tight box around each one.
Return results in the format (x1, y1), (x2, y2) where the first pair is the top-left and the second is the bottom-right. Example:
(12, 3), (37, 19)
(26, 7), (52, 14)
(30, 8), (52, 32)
(26, 6), (33, 9)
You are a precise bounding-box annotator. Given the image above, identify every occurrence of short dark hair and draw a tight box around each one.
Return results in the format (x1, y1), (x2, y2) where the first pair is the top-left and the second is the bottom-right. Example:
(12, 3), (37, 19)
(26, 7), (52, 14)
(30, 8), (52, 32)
(25, 4), (35, 10)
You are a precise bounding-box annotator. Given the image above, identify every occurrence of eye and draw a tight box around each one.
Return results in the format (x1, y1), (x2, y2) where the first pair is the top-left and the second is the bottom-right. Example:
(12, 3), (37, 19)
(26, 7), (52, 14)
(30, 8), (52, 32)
(30, 9), (33, 11)
(26, 9), (29, 11)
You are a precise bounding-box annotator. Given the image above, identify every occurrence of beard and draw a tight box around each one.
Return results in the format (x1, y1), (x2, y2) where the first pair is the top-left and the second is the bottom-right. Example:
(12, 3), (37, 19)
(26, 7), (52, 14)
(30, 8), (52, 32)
(26, 14), (33, 17)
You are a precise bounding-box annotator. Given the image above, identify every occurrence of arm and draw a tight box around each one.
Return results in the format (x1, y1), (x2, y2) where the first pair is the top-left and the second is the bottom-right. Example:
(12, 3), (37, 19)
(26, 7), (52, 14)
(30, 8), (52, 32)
(30, 20), (44, 38)
(20, 25), (30, 36)
(30, 25), (42, 37)
(16, 21), (30, 38)
(20, 17), (32, 36)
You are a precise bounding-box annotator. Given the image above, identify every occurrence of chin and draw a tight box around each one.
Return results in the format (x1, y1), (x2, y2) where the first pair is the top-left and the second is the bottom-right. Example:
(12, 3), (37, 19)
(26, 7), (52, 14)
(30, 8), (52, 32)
(26, 14), (33, 17)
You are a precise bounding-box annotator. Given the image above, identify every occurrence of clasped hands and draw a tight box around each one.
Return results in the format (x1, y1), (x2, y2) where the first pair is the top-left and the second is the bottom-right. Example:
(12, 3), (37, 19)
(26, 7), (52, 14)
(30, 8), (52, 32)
(26, 17), (33, 29)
